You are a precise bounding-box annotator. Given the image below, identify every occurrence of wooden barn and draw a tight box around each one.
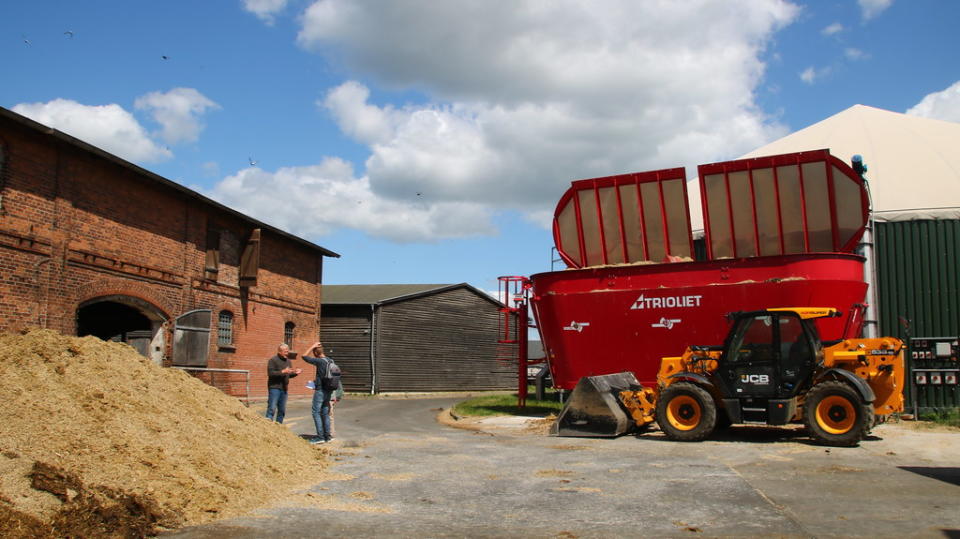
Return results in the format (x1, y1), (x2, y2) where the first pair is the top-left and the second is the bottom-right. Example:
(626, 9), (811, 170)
(320, 284), (517, 393)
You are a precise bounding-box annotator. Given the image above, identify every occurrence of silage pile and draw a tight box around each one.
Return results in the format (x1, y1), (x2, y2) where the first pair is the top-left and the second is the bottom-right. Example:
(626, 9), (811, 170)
(0, 329), (329, 538)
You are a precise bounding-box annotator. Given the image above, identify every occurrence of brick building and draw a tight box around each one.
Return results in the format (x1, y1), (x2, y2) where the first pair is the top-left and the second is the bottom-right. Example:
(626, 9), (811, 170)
(0, 106), (339, 401)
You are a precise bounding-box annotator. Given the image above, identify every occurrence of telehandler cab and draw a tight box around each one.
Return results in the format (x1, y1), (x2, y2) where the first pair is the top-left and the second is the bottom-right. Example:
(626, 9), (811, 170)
(552, 308), (905, 447)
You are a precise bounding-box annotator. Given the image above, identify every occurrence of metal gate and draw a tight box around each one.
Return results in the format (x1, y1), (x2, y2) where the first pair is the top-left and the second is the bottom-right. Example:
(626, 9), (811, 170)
(173, 310), (211, 367)
(125, 329), (154, 357)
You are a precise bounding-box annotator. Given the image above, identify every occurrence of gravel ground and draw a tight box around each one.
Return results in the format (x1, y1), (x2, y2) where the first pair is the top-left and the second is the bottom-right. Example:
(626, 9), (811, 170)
(165, 396), (960, 538)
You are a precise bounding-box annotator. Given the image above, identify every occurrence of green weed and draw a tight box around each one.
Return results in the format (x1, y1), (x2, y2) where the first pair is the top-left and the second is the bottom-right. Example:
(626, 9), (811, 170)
(453, 387), (564, 417)
(917, 408), (960, 428)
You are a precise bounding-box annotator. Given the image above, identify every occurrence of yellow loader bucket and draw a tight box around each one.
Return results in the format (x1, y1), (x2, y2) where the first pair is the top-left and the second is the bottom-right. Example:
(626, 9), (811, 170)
(551, 372), (641, 437)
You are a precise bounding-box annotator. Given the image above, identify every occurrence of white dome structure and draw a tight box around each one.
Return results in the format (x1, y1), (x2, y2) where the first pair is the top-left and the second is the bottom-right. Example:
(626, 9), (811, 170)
(742, 104), (960, 222)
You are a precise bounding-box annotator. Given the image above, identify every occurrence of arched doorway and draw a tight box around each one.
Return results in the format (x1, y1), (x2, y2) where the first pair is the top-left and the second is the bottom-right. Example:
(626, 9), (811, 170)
(76, 295), (167, 364)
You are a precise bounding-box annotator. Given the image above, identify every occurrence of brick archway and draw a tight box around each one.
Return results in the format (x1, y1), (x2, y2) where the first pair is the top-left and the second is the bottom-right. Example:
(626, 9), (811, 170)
(75, 280), (174, 364)
(75, 280), (174, 321)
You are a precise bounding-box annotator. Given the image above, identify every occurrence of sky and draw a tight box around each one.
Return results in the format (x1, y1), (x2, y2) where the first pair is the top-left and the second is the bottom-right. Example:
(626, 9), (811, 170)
(4, 0), (960, 297)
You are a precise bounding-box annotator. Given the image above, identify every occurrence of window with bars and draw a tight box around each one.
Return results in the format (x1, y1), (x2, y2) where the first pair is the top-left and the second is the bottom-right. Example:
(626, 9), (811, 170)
(218, 311), (234, 346)
(284, 322), (295, 347)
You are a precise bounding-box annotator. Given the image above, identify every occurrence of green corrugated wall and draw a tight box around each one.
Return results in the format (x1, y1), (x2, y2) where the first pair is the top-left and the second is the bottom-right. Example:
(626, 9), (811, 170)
(876, 220), (960, 338)
(875, 220), (960, 412)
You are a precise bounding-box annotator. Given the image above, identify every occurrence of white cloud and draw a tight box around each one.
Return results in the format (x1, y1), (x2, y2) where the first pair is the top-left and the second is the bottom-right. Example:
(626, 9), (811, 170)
(858, 0), (893, 20)
(298, 1), (798, 107)
(208, 157), (495, 242)
(821, 22), (844, 36)
(242, 0), (288, 25)
(799, 66), (832, 85)
(134, 88), (220, 145)
(215, 0), (803, 242)
(844, 48), (868, 61)
(12, 99), (172, 163)
(18, 4), (827, 248)
(906, 81), (960, 123)
(321, 81), (399, 145)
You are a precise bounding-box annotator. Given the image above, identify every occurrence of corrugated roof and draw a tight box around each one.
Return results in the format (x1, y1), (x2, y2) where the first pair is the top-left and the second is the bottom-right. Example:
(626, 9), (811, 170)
(322, 283), (502, 306)
(0, 106), (340, 258)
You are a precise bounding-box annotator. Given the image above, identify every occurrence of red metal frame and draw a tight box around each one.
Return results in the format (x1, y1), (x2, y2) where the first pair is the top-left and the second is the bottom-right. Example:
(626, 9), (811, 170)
(497, 276), (531, 407)
(697, 149), (869, 259)
(552, 167), (689, 268)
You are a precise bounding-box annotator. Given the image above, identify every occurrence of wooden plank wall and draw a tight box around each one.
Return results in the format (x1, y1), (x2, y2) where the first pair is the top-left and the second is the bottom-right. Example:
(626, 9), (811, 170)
(320, 305), (374, 393)
(376, 287), (516, 392)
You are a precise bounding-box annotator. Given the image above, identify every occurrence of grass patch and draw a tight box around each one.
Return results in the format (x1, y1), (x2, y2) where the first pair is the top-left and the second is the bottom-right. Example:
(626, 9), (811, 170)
(453, 387), (564, 417)
(917, 408), (960, 428)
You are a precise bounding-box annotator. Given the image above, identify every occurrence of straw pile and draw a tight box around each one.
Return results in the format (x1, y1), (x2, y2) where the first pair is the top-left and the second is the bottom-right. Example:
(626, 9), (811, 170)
(0, 329), (329, 538)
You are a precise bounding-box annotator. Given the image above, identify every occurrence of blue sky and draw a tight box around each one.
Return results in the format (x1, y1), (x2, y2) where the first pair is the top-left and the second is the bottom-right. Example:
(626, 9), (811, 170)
(4, 0), (959, 295)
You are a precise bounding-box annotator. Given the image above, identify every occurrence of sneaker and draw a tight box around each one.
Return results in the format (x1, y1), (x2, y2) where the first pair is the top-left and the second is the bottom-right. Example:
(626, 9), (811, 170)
(310, 437), (326, 444)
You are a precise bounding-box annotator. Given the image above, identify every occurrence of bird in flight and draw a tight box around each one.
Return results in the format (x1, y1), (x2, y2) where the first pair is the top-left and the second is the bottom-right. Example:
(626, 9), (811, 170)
(64, 31), (74, 38)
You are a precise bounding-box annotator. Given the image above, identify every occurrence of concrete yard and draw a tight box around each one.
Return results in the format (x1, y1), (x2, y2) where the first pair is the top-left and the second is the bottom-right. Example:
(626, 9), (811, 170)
(165, 396), (960, 538)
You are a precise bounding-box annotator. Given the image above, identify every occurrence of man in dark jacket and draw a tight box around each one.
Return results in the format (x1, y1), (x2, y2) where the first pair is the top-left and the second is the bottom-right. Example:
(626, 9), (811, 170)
(265, 343), (301, 423)
(301, 341), (339, 443)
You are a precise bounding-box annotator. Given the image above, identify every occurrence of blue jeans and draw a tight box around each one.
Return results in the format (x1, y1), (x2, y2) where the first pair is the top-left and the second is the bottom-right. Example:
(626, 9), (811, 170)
(312, 388), (333, 440)
(265, 388), (288, 423)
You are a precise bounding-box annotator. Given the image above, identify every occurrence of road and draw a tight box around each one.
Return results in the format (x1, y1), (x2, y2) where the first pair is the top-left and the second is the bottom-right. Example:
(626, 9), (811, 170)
(165, 396), (960, 538)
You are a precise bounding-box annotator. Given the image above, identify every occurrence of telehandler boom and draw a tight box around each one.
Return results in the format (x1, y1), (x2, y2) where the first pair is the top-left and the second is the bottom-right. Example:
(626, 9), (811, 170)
(552, 308), (905, 447)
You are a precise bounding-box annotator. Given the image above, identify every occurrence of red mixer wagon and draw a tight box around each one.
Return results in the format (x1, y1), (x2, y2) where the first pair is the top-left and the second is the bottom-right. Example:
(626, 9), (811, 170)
(502, 149), (873, 396)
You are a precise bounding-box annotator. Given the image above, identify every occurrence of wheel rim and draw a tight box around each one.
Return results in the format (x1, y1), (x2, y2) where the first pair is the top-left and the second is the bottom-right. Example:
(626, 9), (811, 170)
(815, 395), (856, 434)
(666, 395), (702, 431)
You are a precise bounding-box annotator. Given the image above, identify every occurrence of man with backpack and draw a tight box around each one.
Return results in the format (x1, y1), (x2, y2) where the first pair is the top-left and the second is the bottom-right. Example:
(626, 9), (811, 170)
(301, 341), (341, 444)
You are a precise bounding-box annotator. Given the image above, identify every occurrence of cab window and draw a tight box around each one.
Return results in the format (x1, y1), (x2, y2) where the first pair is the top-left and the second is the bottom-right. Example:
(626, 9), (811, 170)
(728, 315), (775, 363)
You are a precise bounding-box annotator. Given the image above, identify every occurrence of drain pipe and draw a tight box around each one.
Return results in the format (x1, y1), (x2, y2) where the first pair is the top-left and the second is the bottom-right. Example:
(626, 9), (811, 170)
(853, 155), (879, 338)
(369, 303), (377, 395)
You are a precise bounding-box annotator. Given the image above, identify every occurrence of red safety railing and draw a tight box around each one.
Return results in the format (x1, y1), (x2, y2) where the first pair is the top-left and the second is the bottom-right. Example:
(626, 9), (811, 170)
(497, 276), (531, 407)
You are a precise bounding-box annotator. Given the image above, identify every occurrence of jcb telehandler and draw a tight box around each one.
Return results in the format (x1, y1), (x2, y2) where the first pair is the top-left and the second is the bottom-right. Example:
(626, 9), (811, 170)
(552, 308), (905, 446)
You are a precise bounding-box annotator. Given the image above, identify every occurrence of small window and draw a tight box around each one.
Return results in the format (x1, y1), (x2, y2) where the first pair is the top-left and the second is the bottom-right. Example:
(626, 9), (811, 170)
(218, 311), (234, 346)
(284, 322), (295, 347)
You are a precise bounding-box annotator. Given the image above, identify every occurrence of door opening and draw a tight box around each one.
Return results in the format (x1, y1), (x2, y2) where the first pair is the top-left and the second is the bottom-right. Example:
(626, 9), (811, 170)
(76, 296), (167, 363)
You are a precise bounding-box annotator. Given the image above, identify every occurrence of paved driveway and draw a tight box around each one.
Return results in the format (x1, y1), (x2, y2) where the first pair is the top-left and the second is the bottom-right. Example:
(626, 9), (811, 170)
(165, 396), (960, 538)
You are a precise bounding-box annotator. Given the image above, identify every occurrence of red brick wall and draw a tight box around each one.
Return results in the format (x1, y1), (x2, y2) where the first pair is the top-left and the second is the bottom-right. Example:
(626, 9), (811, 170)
(0, 113), (329, 401)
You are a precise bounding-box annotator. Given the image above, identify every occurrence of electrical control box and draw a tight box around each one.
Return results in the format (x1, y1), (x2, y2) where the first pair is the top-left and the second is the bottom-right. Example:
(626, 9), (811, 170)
(909, 337), (960, 413)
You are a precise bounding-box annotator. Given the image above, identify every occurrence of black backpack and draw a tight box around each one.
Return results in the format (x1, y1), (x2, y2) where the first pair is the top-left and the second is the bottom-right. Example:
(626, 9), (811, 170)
(321, 357), (341, 391)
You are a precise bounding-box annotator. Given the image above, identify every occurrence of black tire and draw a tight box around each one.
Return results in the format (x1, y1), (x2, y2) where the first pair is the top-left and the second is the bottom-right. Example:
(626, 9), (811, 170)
(655, 382), (717, 442)
(803, 380), (871, 447)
